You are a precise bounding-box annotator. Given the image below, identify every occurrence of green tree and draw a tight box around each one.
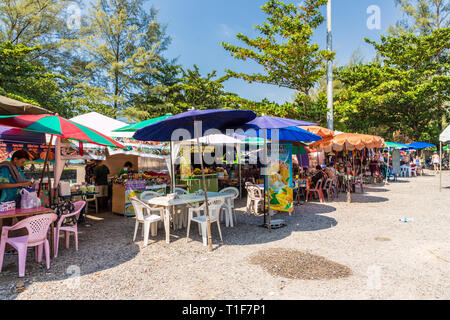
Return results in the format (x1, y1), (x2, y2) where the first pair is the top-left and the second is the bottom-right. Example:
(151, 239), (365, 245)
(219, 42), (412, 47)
(389, 0), (449, 35)
(123, 60), (181, 121)
(0, 41), (70, 116)
(77, 0), (166, 117)
(0, 0), (79, 67)
(335, 28), (450, 143)
(221, 0), (333, 118)
(124, 64), (234, 121)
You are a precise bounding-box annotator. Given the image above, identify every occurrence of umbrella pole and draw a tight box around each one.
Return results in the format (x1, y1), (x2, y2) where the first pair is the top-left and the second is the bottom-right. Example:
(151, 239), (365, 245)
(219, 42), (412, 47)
(440, 141), (442, 192)
(264, 129), (271, 232)
(238, 144), (242, 200)
(346, 146), (351, 203)
(170, 141), (175, 193)
(47, 162), (53, 205)
(38, 134), (53, 199)
(195, 121), (213, 252)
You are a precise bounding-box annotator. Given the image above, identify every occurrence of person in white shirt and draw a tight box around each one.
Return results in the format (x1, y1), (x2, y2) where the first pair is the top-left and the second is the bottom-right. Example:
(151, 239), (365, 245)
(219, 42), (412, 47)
(432, 152), (440, 174)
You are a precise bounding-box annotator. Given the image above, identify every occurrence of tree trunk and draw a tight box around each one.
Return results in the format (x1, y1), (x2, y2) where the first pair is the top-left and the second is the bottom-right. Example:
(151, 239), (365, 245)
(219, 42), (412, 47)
(114, 70), (119, 119)
(436, 0), (440, 29)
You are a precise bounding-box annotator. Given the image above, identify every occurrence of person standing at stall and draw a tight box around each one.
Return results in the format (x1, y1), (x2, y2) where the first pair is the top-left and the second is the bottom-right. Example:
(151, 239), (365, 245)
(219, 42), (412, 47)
(93, 160), (110, 211)
(432, 152), (440, 175)
(84, 160), (97, 184)
(0, 150), (33, 203)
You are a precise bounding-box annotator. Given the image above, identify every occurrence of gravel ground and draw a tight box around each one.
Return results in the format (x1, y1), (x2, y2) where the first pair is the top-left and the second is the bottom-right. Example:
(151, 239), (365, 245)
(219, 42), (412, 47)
(1, 170), (449, 300)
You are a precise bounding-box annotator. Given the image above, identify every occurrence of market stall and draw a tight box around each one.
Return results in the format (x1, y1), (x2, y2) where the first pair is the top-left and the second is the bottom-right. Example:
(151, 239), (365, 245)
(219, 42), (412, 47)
(66, 113), (172, 211)
(174, 134), (242, 193)
(311, 132), (385, 202)
(0, 125), (54, 206)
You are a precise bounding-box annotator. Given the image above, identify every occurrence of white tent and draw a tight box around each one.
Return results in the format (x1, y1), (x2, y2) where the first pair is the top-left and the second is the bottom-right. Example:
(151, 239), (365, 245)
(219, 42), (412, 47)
(439, 125), (450, 191)
(440, 125), (450, 143)
(70, 112), (133, 138)
(177, 133), (242, 145)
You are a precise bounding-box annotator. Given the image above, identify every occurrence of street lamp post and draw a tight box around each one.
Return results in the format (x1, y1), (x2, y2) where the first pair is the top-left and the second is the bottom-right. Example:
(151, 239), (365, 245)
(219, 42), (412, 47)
(326, 0), (333, 131)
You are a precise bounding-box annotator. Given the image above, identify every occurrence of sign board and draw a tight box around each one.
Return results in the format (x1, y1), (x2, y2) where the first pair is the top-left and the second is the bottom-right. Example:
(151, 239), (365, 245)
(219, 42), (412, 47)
(0, 141), (55, 163)
(265, 143), (293, 213)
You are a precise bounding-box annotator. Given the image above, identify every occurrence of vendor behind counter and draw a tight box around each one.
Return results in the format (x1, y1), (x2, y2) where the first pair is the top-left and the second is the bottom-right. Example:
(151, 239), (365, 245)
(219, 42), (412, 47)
(118, 161), (134, 177)
(0, 150), (33, 203)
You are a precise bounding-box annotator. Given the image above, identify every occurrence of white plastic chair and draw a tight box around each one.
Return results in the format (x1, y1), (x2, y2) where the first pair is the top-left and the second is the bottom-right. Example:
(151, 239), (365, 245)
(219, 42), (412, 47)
(140, 191), (165, 231)
(140, 191), (161, 202)
(186, 199), (224, 246)
(246, 185), (264, 215)
(130, 197), (164, 247)
(173, 187), (188, 195)
(400, 165), (409, 177)
(219, 187), (239, 227)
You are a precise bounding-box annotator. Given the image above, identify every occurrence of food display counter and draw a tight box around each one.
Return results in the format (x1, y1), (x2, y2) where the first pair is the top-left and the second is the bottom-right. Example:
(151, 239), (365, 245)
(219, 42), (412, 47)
(112, 173), (170, 216)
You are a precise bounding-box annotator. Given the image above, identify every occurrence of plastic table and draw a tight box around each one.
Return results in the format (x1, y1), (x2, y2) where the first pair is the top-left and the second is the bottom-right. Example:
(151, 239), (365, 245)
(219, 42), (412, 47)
(147, 192), (233, 243)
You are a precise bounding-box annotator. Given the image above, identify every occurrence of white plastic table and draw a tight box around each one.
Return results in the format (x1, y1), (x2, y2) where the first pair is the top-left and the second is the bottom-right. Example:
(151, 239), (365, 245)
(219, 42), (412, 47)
(146, 192), (233, 243)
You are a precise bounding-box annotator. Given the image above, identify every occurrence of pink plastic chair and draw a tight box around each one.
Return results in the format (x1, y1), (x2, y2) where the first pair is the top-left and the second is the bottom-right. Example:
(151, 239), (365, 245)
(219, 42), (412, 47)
(0, 213), (57, 277)
(306, 179), (324, 203)
(53, 201), (85, 258)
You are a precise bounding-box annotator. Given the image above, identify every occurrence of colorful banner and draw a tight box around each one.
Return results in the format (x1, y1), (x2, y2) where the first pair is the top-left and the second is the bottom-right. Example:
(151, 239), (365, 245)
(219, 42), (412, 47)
(60, 137), (170, 160)
(0, 141), (56, 163)
(60, 141), (106, 160)
(265, 143), (293, 213)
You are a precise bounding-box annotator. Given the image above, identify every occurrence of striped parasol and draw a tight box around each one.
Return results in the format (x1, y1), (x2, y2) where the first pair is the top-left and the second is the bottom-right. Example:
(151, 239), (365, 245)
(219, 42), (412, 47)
(0, 114), (126, 149)
(0, 114), (126, 196)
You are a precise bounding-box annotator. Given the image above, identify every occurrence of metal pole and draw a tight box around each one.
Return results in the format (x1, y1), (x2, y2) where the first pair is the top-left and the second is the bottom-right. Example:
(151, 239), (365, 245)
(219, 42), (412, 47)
(38, 134), (54, 198)
(169, 141), (175, 193)
(264, 129), (271, 232)
(326, 0), (334, 130)
(237, 143), (242, 199)
(195, 120), (213, 251)
(440, 141), (442, 191)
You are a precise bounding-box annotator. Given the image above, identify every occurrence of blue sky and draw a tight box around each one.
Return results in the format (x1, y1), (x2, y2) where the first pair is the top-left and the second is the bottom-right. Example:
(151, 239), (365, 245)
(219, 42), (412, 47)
(84, 0), (403, 104)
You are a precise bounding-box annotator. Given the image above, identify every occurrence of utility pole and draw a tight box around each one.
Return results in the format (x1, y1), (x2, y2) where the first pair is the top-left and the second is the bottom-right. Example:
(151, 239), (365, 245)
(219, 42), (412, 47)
(326, 0), (333, 130)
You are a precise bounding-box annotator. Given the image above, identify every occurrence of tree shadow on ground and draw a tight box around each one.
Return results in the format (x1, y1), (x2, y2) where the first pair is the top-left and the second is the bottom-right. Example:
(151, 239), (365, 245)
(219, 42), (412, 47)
(386, 179), (410, 183)
(363, 187), (389, 193)
(202, 201), (339, 247)
(330, 192), (389, 204)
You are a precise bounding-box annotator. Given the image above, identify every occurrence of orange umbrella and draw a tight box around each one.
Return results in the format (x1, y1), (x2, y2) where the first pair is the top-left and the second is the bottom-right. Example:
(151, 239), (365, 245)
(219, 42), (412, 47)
(314, 132), (385, 153)
(298, 125), (335, 138)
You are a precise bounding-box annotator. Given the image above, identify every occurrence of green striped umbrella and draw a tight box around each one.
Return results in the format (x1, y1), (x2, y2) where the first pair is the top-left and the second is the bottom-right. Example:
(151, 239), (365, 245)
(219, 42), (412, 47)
(0, 114), (126, 148)
(112, 113), (173, 132)
(384, 141), (409, 149)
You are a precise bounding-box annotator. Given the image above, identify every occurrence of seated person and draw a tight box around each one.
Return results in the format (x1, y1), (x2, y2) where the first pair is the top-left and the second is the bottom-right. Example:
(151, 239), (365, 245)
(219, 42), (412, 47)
(311, 165), (325, 187)
(323, 164), (336, 179)
(345, 160), (353, 174)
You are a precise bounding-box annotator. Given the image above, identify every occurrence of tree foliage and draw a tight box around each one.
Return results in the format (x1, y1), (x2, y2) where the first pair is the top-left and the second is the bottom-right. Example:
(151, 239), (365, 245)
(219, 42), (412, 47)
(389, 0), (449, 35)
(221, 0), (333, 117)
(335, 27), (450, 143)
(0, 41), (70, 116)
(76, 0), (167, 117)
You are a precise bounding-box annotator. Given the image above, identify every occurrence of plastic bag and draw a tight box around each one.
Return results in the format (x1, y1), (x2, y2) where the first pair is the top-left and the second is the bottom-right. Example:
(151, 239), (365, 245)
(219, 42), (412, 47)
(20, 188), (40, 209)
